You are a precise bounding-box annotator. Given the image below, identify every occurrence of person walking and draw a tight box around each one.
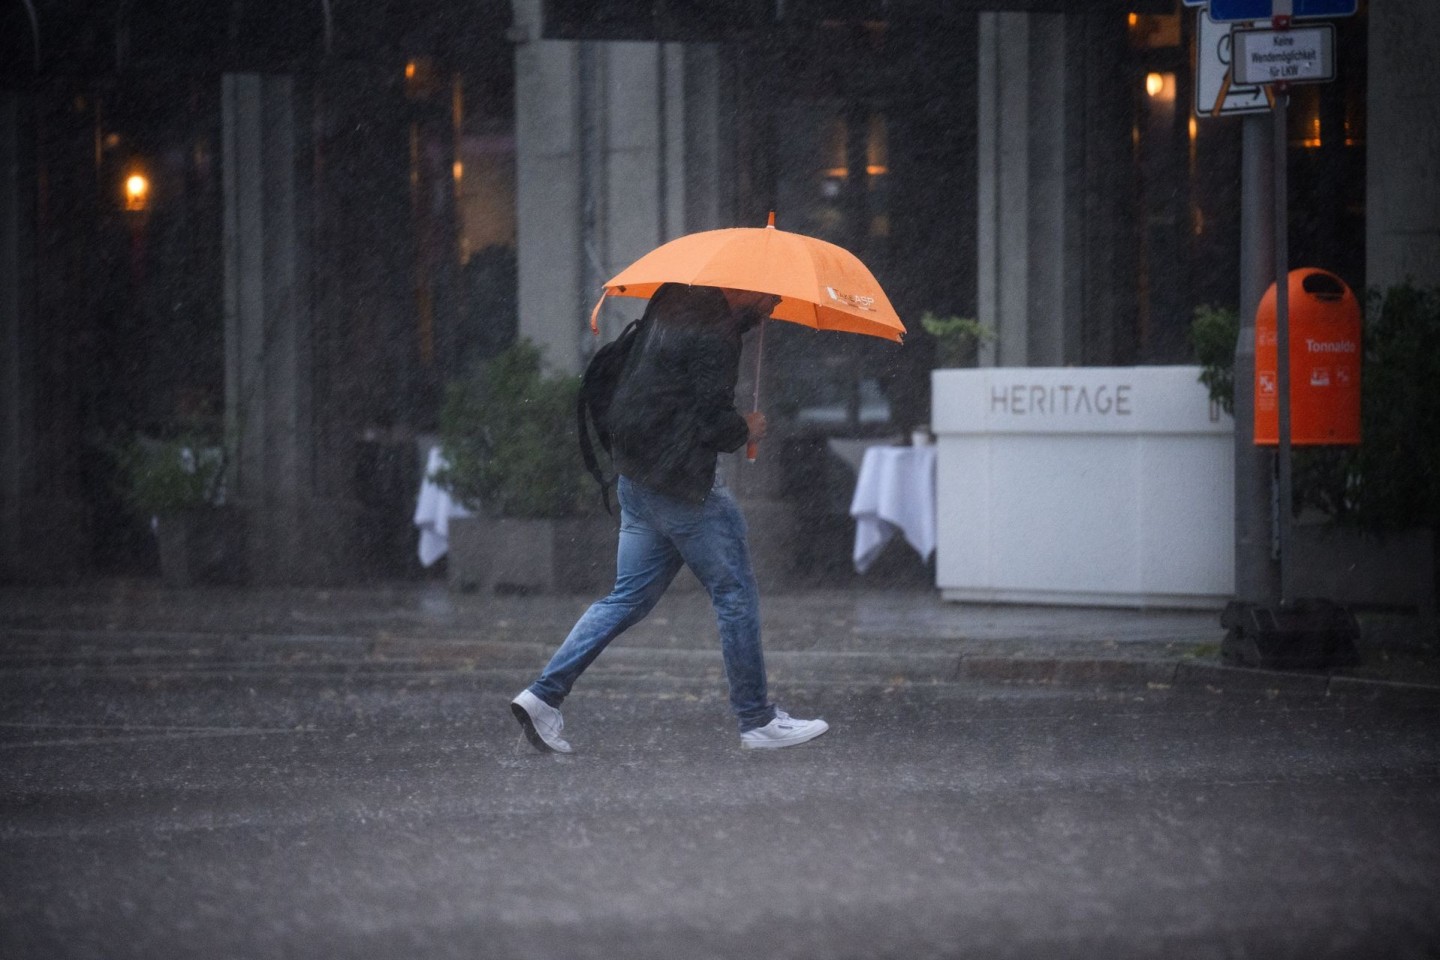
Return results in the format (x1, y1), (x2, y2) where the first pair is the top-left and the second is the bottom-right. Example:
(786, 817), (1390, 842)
(510, 283), (829, 753)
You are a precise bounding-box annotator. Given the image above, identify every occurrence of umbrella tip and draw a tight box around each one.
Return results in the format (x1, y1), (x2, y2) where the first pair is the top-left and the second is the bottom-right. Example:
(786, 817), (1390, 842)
(766, 210), (775, 229)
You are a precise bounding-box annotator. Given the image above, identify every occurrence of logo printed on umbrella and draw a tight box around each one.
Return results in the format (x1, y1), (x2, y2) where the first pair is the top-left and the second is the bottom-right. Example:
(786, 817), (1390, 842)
(826, 286), (876, 312)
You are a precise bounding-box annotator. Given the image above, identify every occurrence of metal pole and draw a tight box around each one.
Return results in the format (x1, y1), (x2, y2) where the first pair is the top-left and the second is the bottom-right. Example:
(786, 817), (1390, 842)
(1235, 112), (1280, 605)
(1272, 84), (1293, 604)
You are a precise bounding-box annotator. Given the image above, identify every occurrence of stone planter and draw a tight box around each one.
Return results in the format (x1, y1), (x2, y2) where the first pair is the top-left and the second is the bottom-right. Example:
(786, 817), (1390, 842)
(155, 506), (248, 587)
(448, 515), (617, 595)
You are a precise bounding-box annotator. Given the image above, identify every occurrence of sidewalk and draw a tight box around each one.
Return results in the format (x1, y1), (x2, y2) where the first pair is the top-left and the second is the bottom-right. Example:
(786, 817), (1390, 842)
(2, 579), (1437, 700)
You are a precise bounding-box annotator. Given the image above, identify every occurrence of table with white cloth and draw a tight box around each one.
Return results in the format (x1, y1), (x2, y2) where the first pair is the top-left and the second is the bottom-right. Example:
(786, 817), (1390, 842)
(412, 446), (473, 567)
(848, 444), (938, 574)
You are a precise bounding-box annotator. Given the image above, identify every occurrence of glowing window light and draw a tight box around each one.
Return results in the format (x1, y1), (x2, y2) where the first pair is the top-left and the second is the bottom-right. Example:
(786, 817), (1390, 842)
(1144, 72), (1175, 103)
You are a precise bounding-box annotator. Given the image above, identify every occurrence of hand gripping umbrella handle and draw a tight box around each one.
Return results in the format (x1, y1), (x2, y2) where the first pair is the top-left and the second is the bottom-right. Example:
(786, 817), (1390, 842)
(747, 317), (766, 462)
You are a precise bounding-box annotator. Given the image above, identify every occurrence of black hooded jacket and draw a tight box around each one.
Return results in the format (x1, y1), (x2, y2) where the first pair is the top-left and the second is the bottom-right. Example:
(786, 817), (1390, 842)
(608, 284), (753, 504)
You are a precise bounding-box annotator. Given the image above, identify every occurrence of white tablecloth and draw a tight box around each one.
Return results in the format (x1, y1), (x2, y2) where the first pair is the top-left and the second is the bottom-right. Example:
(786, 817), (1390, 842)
(413, 447), (473, 567)
(849, 445), (937, 574)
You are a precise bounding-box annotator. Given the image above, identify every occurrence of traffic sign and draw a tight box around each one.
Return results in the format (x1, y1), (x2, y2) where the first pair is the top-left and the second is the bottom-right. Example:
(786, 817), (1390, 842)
(1207, 0), (1356, 23)
(1232, 25), (1335, 85)
(1195, 9), (1270, 117)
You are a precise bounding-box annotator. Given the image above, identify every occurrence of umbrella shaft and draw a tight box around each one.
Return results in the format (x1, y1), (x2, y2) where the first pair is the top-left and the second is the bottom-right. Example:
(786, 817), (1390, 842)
(752, 317), (766, 413)
(747, 317), (766, 463)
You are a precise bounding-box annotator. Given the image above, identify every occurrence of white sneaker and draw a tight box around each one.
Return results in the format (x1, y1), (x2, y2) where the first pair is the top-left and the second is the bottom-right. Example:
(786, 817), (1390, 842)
(511, 689), (573, 754)
(740, 709), (830, 750)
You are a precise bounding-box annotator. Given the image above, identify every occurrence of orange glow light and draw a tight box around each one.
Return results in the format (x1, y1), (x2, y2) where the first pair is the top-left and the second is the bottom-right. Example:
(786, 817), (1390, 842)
(124, 173), (150, 211)
(1145, 72), (1176, 103)
(822, 165), (889, 179)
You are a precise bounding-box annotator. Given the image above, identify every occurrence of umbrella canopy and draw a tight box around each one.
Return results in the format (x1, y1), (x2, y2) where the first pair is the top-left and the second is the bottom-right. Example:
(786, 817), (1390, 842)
(590, 213), (905, 343)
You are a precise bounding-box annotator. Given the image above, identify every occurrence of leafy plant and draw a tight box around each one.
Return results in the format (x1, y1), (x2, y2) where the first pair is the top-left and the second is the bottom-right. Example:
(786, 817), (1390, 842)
(111, 427), (228, 516)
(1349, 284), (1440, 533)
(1190, 304), (1239, 415)
(920, 312), (993, 368)
(435, 340), (591, 519)
(1190, 300), (1355, 519)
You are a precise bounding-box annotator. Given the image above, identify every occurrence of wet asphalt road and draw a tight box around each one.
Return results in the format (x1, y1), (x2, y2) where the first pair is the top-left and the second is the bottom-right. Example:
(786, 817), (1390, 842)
(2, 633), (1438, 960)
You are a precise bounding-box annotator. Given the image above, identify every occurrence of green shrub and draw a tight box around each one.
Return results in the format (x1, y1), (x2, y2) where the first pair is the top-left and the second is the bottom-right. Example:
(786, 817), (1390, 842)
(436, 341), (591, 519)
(920, 312), (993, 368)
(111, 428), (228, 516)
(1350, 284), (1440, 533)
(1190, 304), (1239, 415)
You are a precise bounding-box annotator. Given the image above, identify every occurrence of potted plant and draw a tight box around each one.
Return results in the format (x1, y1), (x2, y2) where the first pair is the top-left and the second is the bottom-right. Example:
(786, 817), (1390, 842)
(112, 424), (246, 586)
(921, 312), (993, 369)
(435, 341), (614, 594)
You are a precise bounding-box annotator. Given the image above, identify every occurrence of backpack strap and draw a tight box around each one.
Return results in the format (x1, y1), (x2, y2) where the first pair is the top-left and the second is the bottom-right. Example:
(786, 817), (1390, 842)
(577, 386), (616, 515)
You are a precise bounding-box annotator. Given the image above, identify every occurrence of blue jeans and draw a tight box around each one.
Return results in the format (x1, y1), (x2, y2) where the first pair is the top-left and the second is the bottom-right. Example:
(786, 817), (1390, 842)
(526, 475), (775, 732)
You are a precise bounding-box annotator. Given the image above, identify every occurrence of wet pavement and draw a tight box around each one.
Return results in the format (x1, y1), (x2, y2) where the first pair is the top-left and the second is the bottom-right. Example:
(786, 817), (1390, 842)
(2, 579), (1434, 695)
(2, 581), (1438, 958)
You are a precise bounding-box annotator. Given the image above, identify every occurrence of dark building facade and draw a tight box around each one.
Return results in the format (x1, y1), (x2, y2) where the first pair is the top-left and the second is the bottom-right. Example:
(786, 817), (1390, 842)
(1, 0), (1417, 586)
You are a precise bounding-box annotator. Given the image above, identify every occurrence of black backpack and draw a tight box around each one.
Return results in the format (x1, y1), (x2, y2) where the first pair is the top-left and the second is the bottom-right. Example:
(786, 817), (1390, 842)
(577, 317), (646, 514)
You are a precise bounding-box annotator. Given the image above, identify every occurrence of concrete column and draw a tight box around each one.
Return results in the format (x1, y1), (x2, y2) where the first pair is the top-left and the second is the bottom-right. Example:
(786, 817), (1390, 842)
(506, 10), (787, 573)
(682, 47), (732, 235)
(602, 41), (669, 300)
(510, 0), (732, 373)
(976, 12), (1082, 369)
(0, 92), (31, 573)
(1366, 0), (1440, 291)
(512, 7), (584, 373)
(976, 12), (1021, 367)
(0, 92), (88, 582)
(222, 74), (358, 584)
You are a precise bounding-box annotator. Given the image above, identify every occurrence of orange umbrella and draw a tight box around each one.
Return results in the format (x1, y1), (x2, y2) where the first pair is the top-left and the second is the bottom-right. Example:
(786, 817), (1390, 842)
(589, 213), (905, 460)
(589, 212), (904, 342)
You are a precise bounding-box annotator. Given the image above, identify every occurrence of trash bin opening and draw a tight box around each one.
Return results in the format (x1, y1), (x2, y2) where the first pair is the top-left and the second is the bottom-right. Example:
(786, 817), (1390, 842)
(1302, 272), (1346, 301)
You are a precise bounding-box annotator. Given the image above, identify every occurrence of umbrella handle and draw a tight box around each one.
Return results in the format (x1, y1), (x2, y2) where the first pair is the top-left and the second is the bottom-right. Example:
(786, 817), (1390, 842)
(589, 292), (608, 335)
(747, 317), (766, 462)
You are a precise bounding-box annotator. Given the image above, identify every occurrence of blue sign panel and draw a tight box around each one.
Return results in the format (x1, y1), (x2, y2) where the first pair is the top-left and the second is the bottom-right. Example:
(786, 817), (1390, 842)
(1208, 0), (1356, 22)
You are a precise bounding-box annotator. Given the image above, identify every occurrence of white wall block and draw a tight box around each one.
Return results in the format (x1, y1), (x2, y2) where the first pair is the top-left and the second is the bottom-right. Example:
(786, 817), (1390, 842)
(933, 367), (1234, 609)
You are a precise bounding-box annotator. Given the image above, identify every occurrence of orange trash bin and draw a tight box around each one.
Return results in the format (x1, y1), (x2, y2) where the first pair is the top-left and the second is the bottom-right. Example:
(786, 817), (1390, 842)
(1254, 268), (1361, 446)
